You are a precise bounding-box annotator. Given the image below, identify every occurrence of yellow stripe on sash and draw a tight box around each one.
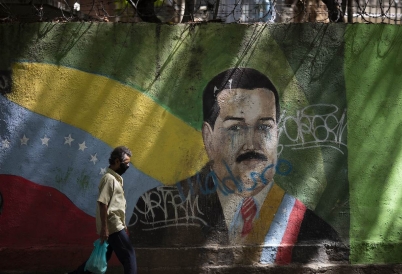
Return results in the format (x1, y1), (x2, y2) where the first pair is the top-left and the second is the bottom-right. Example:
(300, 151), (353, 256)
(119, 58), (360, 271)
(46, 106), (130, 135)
(9, 62), (208, 185)
(246, 183), (285, 245)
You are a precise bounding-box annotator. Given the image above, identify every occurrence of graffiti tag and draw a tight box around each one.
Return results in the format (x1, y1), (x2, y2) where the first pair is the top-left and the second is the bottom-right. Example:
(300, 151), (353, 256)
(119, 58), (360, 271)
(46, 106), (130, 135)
(55, 166), (73, 187)
(129, 186), (207, 230)
(177, 159), (292, 201)
(77, 170), (90, 190)
(131, 160), (291, 230)
(279, 104), (347, 154)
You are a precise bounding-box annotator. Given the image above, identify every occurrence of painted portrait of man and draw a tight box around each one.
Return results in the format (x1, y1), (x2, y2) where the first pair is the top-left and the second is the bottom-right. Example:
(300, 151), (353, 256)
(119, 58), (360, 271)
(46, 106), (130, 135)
(129, 67), (348, 264)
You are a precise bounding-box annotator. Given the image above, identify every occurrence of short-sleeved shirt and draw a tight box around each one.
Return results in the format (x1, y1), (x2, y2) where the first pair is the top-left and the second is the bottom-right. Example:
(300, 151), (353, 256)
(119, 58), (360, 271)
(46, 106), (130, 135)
(96, 168), (127, 235)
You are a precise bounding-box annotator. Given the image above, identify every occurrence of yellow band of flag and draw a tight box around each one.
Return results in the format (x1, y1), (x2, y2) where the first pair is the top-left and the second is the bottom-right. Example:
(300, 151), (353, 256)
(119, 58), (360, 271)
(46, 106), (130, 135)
(9, 62), (208, 185)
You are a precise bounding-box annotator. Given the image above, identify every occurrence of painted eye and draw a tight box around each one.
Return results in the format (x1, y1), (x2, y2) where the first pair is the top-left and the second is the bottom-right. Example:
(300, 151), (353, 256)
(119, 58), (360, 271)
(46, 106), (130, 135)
(229, 125), (241, 131)
(257, 124), (271, 130)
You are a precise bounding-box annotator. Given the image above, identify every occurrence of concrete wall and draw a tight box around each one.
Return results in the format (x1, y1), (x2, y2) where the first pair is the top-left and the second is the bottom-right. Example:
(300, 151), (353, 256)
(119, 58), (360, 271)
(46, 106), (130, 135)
(0, 23), (399, 272)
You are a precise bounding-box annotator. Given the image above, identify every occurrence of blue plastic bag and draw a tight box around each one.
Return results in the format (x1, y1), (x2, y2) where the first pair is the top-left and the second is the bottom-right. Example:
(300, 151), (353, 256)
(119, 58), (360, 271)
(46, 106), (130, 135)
(84, 239), (108, 274)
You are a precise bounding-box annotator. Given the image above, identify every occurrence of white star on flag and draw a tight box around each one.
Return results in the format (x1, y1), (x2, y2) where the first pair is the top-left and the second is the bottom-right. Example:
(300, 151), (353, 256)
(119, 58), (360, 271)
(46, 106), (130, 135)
(78, 141), (87, 151)
(2, 139), (10, 148)
(64, 134), (74, 146)
(41, 135), (50, 146)
(90, 153), (98, 165)
(20, 135), (29, 145)
(100, 167), (107, 175)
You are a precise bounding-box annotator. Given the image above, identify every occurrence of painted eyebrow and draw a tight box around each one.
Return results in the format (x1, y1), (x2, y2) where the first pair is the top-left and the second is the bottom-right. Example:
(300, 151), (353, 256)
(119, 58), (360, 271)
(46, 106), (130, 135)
(260, 117), (276, 123)
(223, 117), (276, 123)
(223, 116), (244, 122)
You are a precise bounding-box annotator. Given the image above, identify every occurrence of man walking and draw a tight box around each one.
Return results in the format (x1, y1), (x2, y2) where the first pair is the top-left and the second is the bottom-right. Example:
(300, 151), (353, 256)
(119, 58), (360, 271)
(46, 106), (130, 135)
(69, 146), (137, 274)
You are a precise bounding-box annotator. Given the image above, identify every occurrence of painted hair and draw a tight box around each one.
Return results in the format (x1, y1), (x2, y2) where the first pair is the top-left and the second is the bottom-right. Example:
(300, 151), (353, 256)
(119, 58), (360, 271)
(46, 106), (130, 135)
(109, 146), (132, 165)
(203, 67), (280, 129)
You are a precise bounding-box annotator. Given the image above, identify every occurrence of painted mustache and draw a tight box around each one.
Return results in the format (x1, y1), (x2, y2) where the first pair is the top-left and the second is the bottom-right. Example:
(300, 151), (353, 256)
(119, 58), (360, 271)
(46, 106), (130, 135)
(236, 151), (268, 163)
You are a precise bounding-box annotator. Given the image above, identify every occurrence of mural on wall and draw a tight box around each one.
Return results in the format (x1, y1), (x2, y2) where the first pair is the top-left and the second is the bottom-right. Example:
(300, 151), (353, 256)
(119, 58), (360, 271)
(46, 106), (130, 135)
(0, 64), (163, 269)
(129, 67), (349, 264)
(0, 23), (352, 270)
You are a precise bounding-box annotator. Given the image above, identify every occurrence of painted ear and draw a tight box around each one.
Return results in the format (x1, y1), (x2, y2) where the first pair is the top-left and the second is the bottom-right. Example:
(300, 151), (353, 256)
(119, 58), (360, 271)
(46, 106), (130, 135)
(202, 122), (214, 160)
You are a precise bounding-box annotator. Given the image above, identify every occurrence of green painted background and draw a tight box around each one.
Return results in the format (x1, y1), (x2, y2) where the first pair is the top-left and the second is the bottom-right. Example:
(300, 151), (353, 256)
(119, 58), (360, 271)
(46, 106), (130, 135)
(345, 24), (402, 263)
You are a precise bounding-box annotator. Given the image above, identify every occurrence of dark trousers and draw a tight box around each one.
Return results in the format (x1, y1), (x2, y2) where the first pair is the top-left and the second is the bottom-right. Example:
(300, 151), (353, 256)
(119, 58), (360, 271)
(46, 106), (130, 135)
(69, 229), (137, 274)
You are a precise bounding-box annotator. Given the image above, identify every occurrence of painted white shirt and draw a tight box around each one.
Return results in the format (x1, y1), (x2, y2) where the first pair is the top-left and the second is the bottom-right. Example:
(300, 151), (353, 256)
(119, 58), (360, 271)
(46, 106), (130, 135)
(216, 180), (273, 242)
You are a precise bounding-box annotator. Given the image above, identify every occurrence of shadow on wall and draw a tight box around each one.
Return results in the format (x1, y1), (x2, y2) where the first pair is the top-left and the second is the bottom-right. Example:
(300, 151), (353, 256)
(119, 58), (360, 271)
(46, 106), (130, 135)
(0, 70), (11, 95)
(345, 24), (402, 264)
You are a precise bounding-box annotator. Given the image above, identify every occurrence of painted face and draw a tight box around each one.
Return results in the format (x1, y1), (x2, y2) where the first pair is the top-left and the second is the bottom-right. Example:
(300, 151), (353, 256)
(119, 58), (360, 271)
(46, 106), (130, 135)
(203, 88), (278, 196)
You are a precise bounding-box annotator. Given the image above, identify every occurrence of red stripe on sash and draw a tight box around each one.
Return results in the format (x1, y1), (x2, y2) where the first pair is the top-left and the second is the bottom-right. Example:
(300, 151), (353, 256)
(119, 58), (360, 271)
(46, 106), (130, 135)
(275, 199), (306, 265)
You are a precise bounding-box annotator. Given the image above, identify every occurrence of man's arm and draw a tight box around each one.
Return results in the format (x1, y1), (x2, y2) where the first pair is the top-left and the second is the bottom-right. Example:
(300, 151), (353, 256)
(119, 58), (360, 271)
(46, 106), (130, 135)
(99, 202), (109, 243)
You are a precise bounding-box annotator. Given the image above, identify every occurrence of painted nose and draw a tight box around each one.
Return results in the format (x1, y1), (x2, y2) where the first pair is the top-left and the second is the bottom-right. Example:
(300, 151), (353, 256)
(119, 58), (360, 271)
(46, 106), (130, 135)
(242, 127), (256, 150)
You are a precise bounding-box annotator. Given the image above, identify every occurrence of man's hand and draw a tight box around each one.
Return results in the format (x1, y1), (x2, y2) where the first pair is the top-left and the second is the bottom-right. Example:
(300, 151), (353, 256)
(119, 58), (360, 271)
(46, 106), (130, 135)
(100, 226), (109, 243)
